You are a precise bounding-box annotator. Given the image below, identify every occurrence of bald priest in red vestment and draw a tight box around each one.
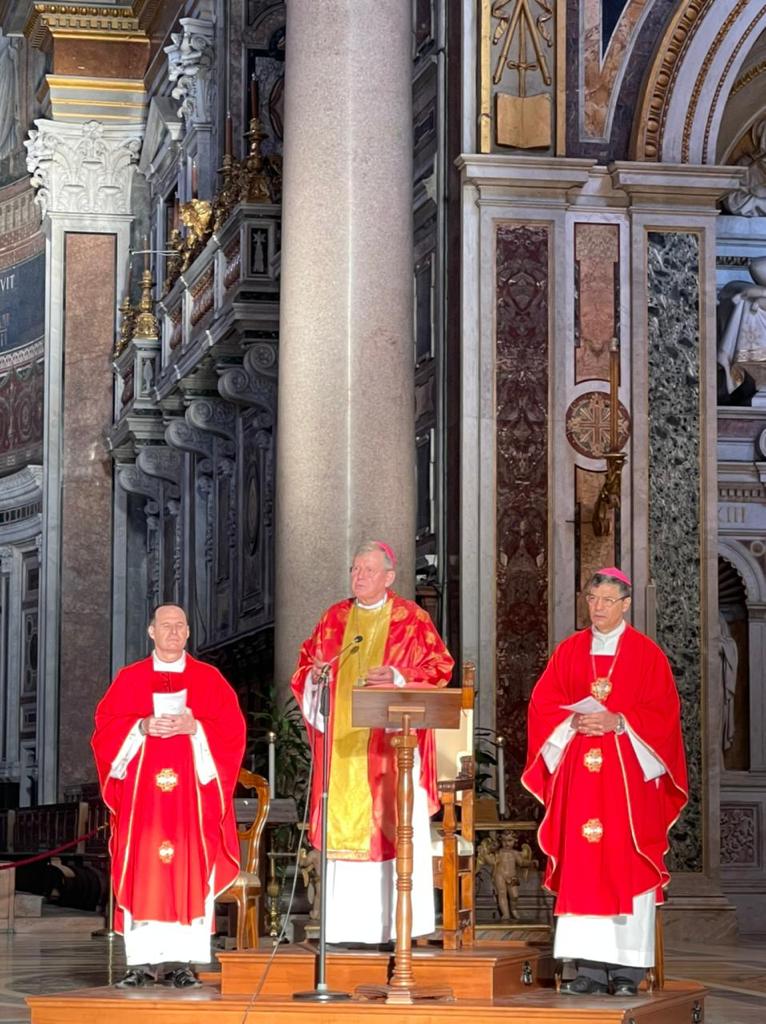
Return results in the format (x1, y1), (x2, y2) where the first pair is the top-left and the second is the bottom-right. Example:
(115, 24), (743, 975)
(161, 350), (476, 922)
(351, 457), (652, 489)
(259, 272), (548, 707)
(291, 539), (454, 945)
(522, 568), (687, 997)
(92, 604), (245, 989)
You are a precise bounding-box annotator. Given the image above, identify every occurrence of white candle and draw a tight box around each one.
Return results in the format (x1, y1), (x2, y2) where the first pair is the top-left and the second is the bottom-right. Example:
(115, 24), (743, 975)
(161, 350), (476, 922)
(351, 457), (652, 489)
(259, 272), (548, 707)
(497, 735), (506, 817)
(267, 731), (276, 799)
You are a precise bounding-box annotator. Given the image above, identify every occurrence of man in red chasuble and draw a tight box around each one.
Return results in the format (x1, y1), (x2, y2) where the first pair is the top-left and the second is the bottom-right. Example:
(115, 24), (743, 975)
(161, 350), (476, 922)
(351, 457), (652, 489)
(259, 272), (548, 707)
(522, 568), (687, 997)
(291, 539), (454, 944)
(92, 604), (245, 988)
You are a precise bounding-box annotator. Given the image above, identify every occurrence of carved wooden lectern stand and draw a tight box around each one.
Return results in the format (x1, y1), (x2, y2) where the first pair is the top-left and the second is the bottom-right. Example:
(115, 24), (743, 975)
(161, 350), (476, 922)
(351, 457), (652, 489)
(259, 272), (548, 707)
(351, 686), (463, 1005)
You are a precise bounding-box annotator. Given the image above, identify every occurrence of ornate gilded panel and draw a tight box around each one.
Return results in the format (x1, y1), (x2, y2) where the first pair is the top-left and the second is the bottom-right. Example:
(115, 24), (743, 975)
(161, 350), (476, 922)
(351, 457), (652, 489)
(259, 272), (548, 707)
(480, 0), (560, 152)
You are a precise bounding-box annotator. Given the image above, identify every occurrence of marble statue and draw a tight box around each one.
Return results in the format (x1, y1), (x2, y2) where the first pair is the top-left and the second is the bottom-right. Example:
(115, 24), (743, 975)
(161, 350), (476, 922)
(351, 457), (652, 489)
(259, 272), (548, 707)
(718, 259), (766, 404)
(720, 614), (739, 754)
(723, 119), (766, 217)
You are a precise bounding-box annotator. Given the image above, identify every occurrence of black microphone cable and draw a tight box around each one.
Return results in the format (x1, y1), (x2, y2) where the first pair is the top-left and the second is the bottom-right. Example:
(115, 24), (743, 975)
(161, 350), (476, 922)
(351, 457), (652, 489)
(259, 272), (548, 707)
(238, 636), (362, 1019)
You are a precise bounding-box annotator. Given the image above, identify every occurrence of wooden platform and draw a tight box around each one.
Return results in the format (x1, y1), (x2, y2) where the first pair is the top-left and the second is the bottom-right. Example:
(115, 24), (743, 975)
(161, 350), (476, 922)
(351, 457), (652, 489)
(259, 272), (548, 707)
(26, 979), (708, 1024)
(217, 941), (543, 998)
(26, 940), (707, 1024)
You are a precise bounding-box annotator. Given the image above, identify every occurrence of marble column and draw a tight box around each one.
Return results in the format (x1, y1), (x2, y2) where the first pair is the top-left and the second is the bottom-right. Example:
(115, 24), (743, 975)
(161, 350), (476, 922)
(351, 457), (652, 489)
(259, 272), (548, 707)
(274, 0), (416, 693)
(25, 120), (140, 799)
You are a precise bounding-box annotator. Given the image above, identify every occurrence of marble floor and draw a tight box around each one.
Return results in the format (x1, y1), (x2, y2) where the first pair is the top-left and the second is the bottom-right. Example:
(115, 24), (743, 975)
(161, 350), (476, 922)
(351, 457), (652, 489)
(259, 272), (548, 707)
(0, 930), (765, 1022)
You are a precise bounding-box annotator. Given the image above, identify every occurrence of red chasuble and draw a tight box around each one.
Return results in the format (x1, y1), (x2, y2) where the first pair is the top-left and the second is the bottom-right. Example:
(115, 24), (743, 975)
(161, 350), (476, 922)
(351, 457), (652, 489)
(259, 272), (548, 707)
(91, 655), (245, 933)
(522, 626), (687, 916)
(291, 592), (454, 861)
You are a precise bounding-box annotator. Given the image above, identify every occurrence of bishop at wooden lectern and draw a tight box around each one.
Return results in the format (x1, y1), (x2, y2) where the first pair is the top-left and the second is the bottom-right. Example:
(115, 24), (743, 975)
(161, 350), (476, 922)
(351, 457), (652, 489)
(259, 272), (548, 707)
(291, 539), (454, 945)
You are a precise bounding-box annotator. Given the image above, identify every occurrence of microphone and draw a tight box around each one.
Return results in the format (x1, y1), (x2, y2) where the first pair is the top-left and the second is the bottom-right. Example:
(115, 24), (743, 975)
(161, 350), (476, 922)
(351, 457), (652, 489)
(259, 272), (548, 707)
(320, 635), (364, 673)
(318, 636), (364, 715)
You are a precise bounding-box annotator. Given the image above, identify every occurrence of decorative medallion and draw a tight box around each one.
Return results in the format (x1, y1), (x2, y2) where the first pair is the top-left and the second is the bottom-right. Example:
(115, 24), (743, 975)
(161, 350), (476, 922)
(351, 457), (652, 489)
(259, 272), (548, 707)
(158, 841), (175, 864)
(582, 818), (604, 843)
(565, 392), (630, 458)
(583, 748), (603, 773)
(591, 677), (612, 701)
(155, 768), (179, 793)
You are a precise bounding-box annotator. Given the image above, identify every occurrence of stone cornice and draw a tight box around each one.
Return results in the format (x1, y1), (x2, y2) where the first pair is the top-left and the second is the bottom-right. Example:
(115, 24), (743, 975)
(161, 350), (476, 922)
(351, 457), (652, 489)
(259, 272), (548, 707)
(23, 4), (143, 48)
(457, 154), (595, 196)
(10, 1), (173, 47)
(610, 161), (746, 208)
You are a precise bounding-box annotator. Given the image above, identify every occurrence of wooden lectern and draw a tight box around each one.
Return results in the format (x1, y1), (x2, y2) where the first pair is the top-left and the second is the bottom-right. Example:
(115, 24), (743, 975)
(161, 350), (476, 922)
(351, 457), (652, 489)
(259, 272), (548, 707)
(351, 685), (462, 1005)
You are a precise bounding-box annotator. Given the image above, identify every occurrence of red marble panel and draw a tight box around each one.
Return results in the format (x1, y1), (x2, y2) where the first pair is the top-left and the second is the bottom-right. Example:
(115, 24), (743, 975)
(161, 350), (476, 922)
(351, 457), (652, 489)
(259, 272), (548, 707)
(574, 223), (619, 383)
(575, 466), (616, 629)
(495, 223), (549, 816)
(59, 233), (116, 795)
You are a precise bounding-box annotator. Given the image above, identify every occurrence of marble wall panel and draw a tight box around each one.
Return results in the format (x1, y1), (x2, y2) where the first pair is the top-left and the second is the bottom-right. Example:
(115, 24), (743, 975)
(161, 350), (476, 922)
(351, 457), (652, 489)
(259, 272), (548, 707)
(647, 229), (702, 873)
(495, 223), (549, 815)
(566, 0), (676, 160)
(574, 222), (619, 382)
(59, 233), (115, 794)
(575, 466), (616, 629)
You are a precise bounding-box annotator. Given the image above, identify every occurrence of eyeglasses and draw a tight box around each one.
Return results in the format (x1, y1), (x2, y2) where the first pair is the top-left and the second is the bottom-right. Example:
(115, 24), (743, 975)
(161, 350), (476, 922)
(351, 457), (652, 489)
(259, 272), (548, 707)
(350, 566), (386, 578)
(585, 594), (626, 607)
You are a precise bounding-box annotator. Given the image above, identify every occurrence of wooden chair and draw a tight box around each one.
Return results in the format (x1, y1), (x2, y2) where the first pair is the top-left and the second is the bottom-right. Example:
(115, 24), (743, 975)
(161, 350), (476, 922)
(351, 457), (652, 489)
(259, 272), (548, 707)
(217, 769), (270, 949)
(431, 662), (476, 949)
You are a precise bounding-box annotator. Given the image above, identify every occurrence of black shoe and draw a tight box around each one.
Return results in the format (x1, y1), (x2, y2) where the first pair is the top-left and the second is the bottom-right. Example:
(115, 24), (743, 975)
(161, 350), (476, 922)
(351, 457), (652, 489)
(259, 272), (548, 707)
(115, 966), (157, 988)
(165, 966), (201, 988)
(560, 975), (609, 995)
(611, 976), (638, 996)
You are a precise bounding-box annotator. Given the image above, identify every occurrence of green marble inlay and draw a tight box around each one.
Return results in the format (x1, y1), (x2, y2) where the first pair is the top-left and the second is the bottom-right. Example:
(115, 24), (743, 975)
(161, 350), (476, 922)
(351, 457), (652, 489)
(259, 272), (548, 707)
(647, 230), (702, 874)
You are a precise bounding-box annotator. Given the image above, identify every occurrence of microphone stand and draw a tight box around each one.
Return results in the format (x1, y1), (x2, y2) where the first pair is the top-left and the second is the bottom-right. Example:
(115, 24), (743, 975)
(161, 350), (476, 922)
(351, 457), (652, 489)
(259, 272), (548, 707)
(293, 661), (351, 1003)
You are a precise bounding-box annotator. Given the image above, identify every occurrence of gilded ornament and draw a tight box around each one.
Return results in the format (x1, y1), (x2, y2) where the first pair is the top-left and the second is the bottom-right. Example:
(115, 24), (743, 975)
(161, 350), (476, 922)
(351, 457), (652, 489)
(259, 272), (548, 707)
(114, 293), (135, 356)
(163, 228), (184, 295)
(179, 199), (213, 272)
(155, 768), (179, 793)
(583, 748), (603, 773)
(581, 818), (604, 843)
(490, 0), (554, 149)
(132, 268), (159, 340)
(158, 840), (175, 864)
(239, 117), (272, 204)
(590, 677), (612, 701)
(634, 0), (710, 160)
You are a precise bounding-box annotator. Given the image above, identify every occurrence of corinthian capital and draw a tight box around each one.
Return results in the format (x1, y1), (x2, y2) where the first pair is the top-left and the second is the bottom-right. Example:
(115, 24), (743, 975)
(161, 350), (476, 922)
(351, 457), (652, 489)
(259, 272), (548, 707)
(24, 120), (141, 218)
(165, 16), (216, 125)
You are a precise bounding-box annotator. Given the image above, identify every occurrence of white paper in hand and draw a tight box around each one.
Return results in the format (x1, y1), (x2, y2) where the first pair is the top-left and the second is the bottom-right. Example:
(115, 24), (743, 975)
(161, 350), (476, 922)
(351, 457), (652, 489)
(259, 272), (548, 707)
(561, 696), (607, 714)
(153, 689), (187, 716)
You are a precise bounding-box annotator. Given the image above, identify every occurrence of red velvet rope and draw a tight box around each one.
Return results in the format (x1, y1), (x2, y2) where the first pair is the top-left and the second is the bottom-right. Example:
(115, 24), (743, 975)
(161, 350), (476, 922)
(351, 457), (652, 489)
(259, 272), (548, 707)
(0, 825), (108, 869)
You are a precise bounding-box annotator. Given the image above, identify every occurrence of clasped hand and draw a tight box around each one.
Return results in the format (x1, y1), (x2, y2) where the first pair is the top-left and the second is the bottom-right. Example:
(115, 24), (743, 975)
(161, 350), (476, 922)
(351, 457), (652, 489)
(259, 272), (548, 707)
(143, 711), (197, 737)
(573, 710), (620, 736)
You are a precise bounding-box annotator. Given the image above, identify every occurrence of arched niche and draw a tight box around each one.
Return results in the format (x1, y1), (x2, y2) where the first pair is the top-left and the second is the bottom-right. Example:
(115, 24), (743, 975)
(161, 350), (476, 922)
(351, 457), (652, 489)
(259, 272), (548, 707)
(718, 539), (766, 773)
(632, 1), (766, 164)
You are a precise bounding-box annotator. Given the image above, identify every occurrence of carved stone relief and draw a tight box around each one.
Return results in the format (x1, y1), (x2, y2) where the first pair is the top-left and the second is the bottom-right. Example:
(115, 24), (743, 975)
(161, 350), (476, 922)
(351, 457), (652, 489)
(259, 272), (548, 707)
(720, 804), (758, 866)
(165, 14), (216, 126)
(25, 120), (141, 217)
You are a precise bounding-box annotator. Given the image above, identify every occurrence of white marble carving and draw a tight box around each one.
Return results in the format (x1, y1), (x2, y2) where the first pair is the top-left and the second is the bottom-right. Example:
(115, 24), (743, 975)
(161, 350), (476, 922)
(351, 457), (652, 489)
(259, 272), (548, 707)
(723, 119), (766, 217)
(24, 120), (141, 217)
(165, 16), (216, 125)
(718, 258), (766, 404)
